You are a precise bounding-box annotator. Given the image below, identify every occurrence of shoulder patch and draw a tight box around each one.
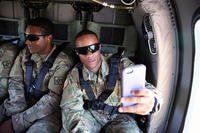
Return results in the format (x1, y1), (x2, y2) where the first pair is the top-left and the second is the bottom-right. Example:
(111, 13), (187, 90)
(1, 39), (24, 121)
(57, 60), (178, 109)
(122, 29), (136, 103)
(2, 60), (12, 69)
(54, 76), (64, 85)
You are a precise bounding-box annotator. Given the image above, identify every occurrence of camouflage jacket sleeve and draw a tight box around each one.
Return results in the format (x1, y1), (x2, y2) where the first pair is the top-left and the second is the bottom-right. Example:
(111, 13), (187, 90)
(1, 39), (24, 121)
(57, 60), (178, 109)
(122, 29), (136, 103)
(11, 58), (71, 132)
(0, 51), (27, 123)
(0, 43), (20, 101)
(145, 82), (162, 112)
(60, 70), (98, 133)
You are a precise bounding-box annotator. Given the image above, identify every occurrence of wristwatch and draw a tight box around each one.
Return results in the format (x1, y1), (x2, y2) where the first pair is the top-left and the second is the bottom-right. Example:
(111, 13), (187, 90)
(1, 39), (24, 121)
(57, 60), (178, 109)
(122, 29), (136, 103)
(150, 97), (161, 114)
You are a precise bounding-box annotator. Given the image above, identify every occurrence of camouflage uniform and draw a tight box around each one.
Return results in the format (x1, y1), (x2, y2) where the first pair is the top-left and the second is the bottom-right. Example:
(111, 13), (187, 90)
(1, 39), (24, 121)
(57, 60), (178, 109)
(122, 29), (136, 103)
(0, 46), (73, 133)
(61, 55), (157, 133)
(0, 43), (21, 102)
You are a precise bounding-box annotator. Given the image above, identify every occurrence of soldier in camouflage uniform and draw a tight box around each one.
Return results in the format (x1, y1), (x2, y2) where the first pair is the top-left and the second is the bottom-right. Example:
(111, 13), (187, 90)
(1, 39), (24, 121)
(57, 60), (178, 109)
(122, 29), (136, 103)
(60, 30), (161, 133)
(0, 43), (21, 102)
(0, 17), (73, 133)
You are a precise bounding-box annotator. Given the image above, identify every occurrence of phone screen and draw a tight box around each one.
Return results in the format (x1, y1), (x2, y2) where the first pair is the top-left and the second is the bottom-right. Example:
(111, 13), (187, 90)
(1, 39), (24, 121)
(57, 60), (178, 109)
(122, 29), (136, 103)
(122, 64), (146, 106)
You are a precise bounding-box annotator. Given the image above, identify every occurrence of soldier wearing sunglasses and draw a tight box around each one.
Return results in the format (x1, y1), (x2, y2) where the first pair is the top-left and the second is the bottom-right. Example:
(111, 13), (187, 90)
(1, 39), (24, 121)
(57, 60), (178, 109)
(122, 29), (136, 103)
(60, 29), (161, 133)
(0, 17), (73, 133)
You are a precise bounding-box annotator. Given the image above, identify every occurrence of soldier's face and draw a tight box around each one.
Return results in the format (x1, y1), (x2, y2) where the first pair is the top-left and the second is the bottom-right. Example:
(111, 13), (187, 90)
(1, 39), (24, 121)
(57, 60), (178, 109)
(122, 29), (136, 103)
(76, 34), (102, 73)
(25, 25), (52, 55)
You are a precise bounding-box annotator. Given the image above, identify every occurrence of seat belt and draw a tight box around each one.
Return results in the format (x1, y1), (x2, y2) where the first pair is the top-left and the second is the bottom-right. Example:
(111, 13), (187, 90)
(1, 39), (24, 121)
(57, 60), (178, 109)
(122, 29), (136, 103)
(25, 44), (65, 99)
(98, 49), (122, 101)
(25, 54), (34, 96)
(77, 63), (96, 100)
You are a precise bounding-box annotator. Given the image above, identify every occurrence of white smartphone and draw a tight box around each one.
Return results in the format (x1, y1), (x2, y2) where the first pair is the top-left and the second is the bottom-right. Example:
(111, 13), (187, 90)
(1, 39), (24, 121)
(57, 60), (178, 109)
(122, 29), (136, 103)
(122, 64), (146, 107)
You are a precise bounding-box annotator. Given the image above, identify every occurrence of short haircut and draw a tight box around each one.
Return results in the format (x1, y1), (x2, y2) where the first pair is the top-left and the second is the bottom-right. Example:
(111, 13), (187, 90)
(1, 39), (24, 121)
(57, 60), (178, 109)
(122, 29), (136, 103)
(75, 29), (99, 42)
(26, 17), (54, 36)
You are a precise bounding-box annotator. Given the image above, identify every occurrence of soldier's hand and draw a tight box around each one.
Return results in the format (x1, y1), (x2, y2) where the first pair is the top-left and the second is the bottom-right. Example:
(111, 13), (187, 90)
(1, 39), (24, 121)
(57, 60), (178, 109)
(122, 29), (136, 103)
(118, 88), (155, 115)
(0, 119), (14, 133)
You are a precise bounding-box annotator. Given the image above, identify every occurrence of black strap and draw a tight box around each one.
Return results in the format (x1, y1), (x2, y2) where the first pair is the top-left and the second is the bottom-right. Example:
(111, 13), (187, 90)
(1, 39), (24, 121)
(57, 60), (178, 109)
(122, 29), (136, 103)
(98, 47), (124, 101)
(25, 44), (65, 98)
(83, 99), (119, 115)
(77, 63), (96, 100)
(25, 54), (33, 96)
(98, 55), (119, 101)
(33, 44), (65, 92)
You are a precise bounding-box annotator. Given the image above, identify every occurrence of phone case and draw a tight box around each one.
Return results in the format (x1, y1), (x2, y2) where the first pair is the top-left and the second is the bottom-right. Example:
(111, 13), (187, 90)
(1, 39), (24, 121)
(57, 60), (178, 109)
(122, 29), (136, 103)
(122, 64), (146, 106)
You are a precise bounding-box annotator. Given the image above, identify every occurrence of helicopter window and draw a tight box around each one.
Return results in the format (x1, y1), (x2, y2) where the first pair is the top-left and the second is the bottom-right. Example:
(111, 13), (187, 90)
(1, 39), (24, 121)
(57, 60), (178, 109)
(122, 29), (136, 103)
(0, 18), (19, 40)
(100, 27), (125, 45)
(53, 23), (69, 42)
(87, 21), (137, 57)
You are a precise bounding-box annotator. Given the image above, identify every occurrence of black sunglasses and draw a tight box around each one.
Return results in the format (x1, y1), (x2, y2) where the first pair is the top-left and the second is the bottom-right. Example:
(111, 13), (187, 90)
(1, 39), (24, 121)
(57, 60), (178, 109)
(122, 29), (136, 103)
(75, 43), (100, 55)
(24, 33), (49, 41)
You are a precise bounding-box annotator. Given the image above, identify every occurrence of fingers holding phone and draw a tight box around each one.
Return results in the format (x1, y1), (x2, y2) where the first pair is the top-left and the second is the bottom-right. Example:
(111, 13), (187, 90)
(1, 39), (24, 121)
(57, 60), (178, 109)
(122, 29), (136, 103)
(119, 89), (155, 115)
(120, 64), (155, 115)
(121, 64), (146, 107)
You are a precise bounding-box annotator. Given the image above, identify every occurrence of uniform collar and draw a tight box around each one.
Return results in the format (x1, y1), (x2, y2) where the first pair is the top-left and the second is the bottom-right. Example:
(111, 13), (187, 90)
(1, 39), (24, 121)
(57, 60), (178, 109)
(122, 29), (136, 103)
(31, 45), (55, 63)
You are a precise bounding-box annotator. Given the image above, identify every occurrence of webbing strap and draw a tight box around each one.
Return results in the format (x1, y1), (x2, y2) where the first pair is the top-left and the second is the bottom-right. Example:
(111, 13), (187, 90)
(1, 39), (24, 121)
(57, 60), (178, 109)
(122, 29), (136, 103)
(77, 63), (95, 100)
(83, 100), (119, 115)
(25, 44), (65, 98)
(25, 54), (33, 95)
(98, 47), (124, 101)
(33, 44), (65, 92)
(98, 56), (119, 101)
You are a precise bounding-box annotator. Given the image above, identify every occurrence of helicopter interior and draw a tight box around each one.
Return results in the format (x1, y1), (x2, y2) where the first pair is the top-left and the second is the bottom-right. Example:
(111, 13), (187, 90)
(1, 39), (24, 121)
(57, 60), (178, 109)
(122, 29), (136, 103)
(0, 0), (180, 132)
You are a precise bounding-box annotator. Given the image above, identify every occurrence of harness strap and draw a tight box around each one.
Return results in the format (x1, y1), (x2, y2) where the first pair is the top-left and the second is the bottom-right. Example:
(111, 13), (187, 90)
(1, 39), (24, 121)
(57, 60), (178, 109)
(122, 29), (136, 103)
(98, 56), (119, 101)
(83, 100), (119, 115)
(25, 44), (65, 99)
(99, 47), (124, 101)
(25, 54), (33, 96)
(77, 63), (95, 100)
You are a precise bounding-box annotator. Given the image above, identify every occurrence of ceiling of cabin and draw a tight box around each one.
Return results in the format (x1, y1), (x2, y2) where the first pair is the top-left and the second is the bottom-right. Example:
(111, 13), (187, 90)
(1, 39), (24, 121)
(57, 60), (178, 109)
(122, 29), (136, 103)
(15, 0), (136, 6)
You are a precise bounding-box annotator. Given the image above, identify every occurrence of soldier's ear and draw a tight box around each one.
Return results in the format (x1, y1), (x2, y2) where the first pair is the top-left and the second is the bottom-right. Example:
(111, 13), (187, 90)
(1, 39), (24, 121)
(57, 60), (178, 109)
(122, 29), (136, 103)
(47, 34), (53, 41)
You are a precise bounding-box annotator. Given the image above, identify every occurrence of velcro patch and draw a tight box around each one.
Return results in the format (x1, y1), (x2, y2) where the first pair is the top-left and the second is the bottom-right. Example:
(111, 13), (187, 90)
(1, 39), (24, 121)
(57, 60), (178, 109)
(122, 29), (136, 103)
(54, 76), (64, 85)
(2, 60), (12, 69)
